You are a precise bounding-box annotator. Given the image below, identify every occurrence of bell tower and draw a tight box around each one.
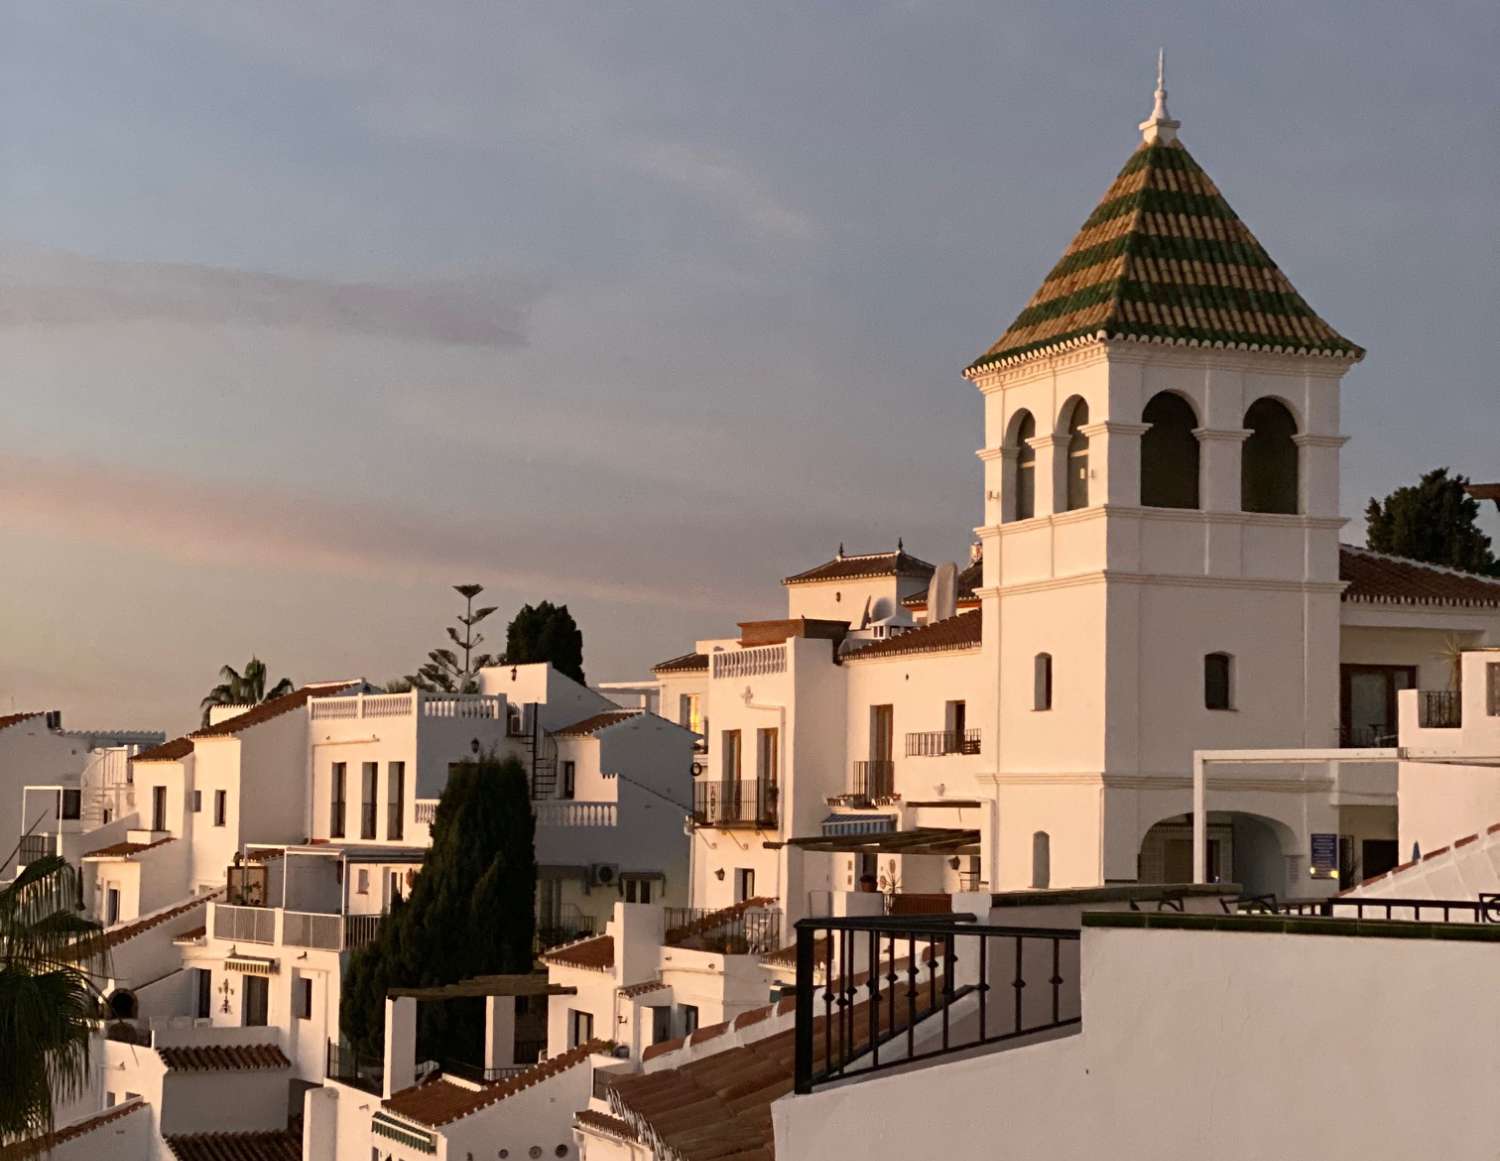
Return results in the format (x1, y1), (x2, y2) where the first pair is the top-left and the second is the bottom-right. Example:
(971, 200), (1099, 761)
(968, 62), (1363, 889)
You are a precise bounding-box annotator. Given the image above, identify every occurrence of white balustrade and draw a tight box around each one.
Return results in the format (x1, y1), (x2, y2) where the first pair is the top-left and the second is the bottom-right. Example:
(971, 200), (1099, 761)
(421, 695), (502, 719)
(362, 693), (416, 718)
(414, 800), (439, 825)
(534, 801), (618, 828)
(711, 645), (787, 680)
(309, 699), (359, 720)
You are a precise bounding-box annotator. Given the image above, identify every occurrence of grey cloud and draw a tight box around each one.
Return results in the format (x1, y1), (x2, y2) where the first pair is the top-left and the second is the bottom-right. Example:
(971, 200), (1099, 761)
(0, 246), (540, 347)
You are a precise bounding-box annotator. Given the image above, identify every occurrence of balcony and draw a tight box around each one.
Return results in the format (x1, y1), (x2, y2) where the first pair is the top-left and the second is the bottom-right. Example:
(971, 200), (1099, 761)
(327, 1039), (383, 1095)
(535, 801), (618, 828)
(692, 779), (778, 829)
(1337, 724), (1396, 748)
(1418, 690), (1462, 729)
(905, 730), (981, 757)
(848, 760), (895, 805)
(309, 691), (503, 721)
(665, 903), (781, 956)
(536, 908), (596, 952)
(210, 902), (383, 951)
(17, 832), (58, 867)
(711, 645), (786, 680)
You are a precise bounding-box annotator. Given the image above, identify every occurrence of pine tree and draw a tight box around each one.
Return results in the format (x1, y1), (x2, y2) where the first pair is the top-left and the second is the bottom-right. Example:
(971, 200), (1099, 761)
(503, 601), (586, 685)
(1365, 468), (1498, 576)
(340, 754), (536, 1063)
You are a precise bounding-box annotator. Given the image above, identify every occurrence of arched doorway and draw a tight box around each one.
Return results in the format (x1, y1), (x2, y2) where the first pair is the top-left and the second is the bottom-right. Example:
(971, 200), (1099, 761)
(1137, 811), (1297, 897)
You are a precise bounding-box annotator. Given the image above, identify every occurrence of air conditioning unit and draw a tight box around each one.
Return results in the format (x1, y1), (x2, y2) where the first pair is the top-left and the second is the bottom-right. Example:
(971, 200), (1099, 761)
(589, 863), (619, 888)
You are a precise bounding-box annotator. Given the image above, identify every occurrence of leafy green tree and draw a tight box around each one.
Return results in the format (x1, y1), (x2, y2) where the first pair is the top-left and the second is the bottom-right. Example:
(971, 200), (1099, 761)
(199, 657), (295, 726)
(340, 754), (536, 1064)
(0, 854), (107, 1156)
(503, 601), (586, 685)
(407, 585), (499, 693)
(1365, 468), (1498, 576)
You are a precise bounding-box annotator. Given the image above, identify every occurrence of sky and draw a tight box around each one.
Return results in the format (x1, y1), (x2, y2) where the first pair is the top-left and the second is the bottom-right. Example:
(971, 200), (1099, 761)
(1, 1), (1496, 735)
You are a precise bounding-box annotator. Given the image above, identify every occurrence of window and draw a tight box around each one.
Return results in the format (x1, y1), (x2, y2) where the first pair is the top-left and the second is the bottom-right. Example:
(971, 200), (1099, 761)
(1140, 392), (1200, 509)
(61, 789), (81, 821)
(297, 977), (314, 1021)
(1011, 410), (1036, 521)
(679, 693), (703, 736)
(624, 877), (653, 904)
(735, 868), (755, 903)
(1064, 399), (1090, 510)
(1033, 653), (1053, 711)
(360, 763), (377, 840)
(650, 1006), (672, 1044)
(721, 730), (741, 788)
(678, 1004), (699, 1037)
(568, 1009), (594, 1049)
(151, 786), (168, 832)
(1487, 662), (1500, 717)
(1340, 665), (1415, 747)
(1204, 653), (1233, 710)
(756, 727), (778, 822)
(106, 887), (120, 926)
(944, 700), (969, 752)
(1031, 831), (1051, 889)
(1240, 397), (1299, 514)
(195, 969), (212, 1019)
(213, 790), (227, 827)
(356, 868), (369, 895)
(330, 763), (347, 839)
(192, 790), (202, 814)
(387, 761), (405, 841)
(561, 761), (576, 800)
(242, 976), (268, 1027)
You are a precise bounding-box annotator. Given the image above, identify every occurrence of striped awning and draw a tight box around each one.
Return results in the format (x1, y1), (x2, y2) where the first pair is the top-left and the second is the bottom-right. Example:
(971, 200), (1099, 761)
(225, 955), (278, 976)
(821, 814), (896, 838)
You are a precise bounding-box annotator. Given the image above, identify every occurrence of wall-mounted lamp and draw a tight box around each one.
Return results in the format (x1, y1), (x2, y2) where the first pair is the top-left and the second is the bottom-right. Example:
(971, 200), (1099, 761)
(714, 869), (725, 881)
(470, 738), (481, 755)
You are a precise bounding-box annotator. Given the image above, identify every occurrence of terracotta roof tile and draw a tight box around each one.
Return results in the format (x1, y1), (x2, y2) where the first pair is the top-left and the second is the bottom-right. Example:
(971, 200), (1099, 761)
(551, 710), (642, 737)
(620, 979), (669, 999)
(0, 1098), (146, 1160)
(842, 610), (982, 662)
(542, 934), (615, 971)
(164, 1131), (301, 1161)
(82, 837), (176, 860)
(133, 735), (195, 762)
(902, 559), (983, 609)
(968, 138), (1361, 374)
(0, 711), (43, 733)
(1339, 545), (1500, 607)
(383, 1039), (609, 1128)
(157, 1044), (290, 1072)
(80, 892), (219, 957)
(173, 925), (207, 943)
(574, 1109), (638, 1142)
(652, 652), (709, 674)
(783, 549), (935, 586)
(191, 683), (358, 739)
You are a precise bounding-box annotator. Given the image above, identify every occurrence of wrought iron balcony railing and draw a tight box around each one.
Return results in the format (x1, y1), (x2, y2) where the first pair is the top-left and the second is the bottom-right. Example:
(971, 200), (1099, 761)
(327, 1040), (383, 1095)
(664, 904), (782, 956)
(692, 779), (778, 828)
(850, 760), (895, 802)
(905, 730), (981, 757)
(1418, 689), (1462, 729)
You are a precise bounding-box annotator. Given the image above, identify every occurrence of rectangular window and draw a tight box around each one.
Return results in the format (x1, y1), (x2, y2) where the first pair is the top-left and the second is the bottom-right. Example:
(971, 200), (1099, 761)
(1204, 653), (1233, 711)
(297, 977), (314, 1021)
(679, 1004), (699, 1037)
(151, 786), (168, 832)
(243, 976), (269, 1027)
(722, 729), (742, 786)
(387, 762), (405, 841)
(213, 790), (227, 827)
(356, 868), (369, 896)
(624, 877), (653, 904)
(1033, 654), (1053, 712)
(106, 887), (120, 926)
(734, 867), (755, 903)
(1488, 662), (1500, 717)
(360, 763), (378, 840)
(1340, 665), (1415, 747)
(561, 760), (576, 800)
(569, 1009), (594, 1049)
(195, 968), (212, 1019)
(330, 762), (347, 839)
(679, 693), (703, 736)
(192, 790), (202, 814)
(650, 1006), (672, 1044)
(61, 789), (81, 820)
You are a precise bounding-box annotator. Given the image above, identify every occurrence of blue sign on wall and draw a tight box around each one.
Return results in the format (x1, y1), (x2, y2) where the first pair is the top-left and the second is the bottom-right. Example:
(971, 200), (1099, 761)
(1311, 833), (1338, 871)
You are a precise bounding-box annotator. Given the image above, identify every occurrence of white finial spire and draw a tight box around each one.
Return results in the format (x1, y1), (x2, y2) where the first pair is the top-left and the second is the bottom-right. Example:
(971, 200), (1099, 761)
(1139, 47), (1180, 145)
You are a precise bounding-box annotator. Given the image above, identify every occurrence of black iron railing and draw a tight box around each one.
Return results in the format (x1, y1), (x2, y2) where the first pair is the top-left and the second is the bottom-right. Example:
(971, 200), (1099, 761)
(535, 912), (597, 952)
(1276, 895), (1500, 923)
(1337, 724), (1395, 748)
(665, 905), (782, 956)
(692, 779), (778, 828)
(851, 760), (895, 802)
(792, 914), (1081, 1094)
(327, 1040), (383, 1095)
(444, 1058), (530, 1084)
(905, 730), (981, 757)
(593, 1068), (624, 1101)
(1418, 689), (1462, 729)
(514, 1038), (545, 1065)
(17, 833), (54, 866)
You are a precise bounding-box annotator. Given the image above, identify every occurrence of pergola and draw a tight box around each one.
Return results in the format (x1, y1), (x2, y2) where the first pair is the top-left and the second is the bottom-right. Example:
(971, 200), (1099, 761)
(768, 827), (981, 856)
(388, 973), (577, 1000)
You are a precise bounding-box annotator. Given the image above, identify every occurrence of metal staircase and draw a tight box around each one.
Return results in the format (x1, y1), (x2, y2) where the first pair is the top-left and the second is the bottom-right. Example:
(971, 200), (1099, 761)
(524, 712), (558, 799)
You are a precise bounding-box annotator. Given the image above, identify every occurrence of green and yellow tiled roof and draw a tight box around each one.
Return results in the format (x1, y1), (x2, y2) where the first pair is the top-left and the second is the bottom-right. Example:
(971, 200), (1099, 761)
(968, 138), (1363, 374)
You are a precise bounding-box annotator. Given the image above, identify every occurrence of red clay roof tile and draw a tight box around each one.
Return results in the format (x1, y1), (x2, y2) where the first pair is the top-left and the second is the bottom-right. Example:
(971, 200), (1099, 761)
(82, 837), (175, 860)
(0, 1099), (146, 1160)
(842, 610), (982, 662)
(157, 1044), (290, 1072)
(164, 1131), (301, 1161)
(783, 549), (935, 586)
(1340, 545), (1500, 607)
(383, 1040), (608, 1128)
(541, 934), (615, 971)
(651, 652), (709, 674)
(133, 736), (195, 762)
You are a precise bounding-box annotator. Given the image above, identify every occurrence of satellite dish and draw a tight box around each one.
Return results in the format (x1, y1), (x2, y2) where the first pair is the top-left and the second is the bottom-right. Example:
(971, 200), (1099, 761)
(928, 562), (958, 622)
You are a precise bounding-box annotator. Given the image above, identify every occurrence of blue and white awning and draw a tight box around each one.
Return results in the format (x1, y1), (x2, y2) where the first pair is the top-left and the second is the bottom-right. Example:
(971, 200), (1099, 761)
(821, 814), (896, 838)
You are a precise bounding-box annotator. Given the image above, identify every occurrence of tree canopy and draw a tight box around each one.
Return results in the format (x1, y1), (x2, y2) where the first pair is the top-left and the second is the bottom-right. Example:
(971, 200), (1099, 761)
(340, 754), (536, 1063)
(503, 601), (586, 685)
(406, 584), (500, 693)
(1365, 468), (1498, 576)
(199, 657), (295, 727)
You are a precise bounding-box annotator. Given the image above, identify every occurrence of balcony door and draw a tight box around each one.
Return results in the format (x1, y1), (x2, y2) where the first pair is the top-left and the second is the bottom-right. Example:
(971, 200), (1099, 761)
(242, 975), (269, 1027)
(151, 786), (167, 832)
(1340, 665), (1415, 747)
(721, 730), (742, 822)
(868, 705), (894, 797)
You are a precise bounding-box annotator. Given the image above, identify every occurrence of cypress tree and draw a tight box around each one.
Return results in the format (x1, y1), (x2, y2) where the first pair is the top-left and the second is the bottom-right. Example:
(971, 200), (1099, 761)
(340, 753), (536, 1063)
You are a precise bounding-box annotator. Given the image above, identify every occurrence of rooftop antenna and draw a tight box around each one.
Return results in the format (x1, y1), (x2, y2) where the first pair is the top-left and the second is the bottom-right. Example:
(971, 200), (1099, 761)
(1139, 47), (1180, 145)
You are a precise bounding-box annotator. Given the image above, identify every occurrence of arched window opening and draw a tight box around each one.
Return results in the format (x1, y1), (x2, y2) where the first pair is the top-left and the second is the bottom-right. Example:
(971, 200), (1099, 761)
(1241, 398), (1299, 514)
(1032, 831), (1051, 889)
(1011, 411), (1036, 521)
(1065, 400), (1090, 511)
(1033, 653), (1053, 711)
(1205, 652), (1233, 710)
(1140, 393), (1200, 509)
